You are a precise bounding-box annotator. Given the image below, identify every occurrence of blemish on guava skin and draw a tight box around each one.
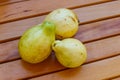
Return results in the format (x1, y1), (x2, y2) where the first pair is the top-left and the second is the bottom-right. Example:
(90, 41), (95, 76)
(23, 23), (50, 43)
(20, 43), (23, 47)
(66, 62), (72, 67)
(75, 44), (78, 46)
(57, 10), (61, 14)
(53, 43), (57, 47)
(80, 52), (83, 55)
(78, 19), (80, 23)
(68, 16), (76, 22)
(65, 18), (67, 21)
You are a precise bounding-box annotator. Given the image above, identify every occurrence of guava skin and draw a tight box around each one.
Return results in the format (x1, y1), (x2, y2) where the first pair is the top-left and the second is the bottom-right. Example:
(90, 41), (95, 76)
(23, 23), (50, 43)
(52, 38), (87, 68)
(44, 8), (79, 39)
(18, 22), (55, 64)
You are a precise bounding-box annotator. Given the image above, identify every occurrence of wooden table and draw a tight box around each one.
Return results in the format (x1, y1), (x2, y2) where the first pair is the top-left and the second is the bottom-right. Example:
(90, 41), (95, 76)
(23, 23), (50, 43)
(0, 0), (120, 80)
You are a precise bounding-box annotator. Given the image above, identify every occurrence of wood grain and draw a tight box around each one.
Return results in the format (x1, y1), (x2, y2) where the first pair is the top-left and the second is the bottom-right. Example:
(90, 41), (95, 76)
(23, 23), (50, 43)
(74, 17), (120, 43)
(0, 40), (20, 63)
(0, 35), (120, 79)
(0, 0), (113, 24)
(1, 0), (120, 42)
(112, 77), (120, 80)
(0, 16), (120, 63)
(0, 16), (45, 43)
(0, 0), (119, 80)
(1, 15), (120, 43)
(0, 0), (25, 6)
(74, 1), (120, 23)
(30, 55), (120, 80)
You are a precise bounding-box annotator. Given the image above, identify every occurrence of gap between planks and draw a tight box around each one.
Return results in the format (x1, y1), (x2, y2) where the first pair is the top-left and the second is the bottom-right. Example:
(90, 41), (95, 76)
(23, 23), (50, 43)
(29, 55), (120, 80)
(27, 55), (120, 80)
(28, 54), (120, 80)
(1, 16), (120, 44)
(112, 76), (120, 80)
(0, 16), (120, 63)
(21, 53), (120, 79)
(1, 0), (120, 43)
(0, 0), (114, 24)
(0, 35), (120, 79)
(0, 0), (119, 79)
(0, 0), (29, 6)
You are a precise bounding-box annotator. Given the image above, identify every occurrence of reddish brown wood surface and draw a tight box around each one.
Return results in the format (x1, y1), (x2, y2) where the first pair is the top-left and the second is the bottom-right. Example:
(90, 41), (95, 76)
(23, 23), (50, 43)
(1, 0), (120, 42)
(0, 0), (114, 24)
(30, 55), (120, 80)
(74, 17), (120, 42)
(0, 17), (120, 63)
(0, 35), (120, 80)
(0, 0), (120, 80)
(112, 77), (120, 80)
(0, 0), (25, 6)
(0, 0), (22, 3)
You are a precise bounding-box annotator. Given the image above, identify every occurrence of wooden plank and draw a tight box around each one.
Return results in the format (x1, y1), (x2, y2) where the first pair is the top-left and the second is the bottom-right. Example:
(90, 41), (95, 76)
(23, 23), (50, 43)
(0, 0), (24, 6)
(0, 16), (45, 43)
(30, 55), (120, 80)
(0, 0), (21, 3)
(1, 1), (120, 42)
(0, 0), (114, 24)
(0, 40), (20, 63)
(83, 36), (120, 63)
(0, 35), (120, 79)
(0, 16), (120, 63)
(112, 77), (120, 80)
(1, 15), (120, 43)
(74, 17), (120, 42)
(74, 1), (120, 23)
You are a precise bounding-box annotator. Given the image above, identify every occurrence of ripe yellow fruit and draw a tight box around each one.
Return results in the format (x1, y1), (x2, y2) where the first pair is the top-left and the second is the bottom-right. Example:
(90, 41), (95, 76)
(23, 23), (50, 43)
(44, 8), (79, 39)
(52, 38), (87, 68)
(18, 21), (55, 64)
